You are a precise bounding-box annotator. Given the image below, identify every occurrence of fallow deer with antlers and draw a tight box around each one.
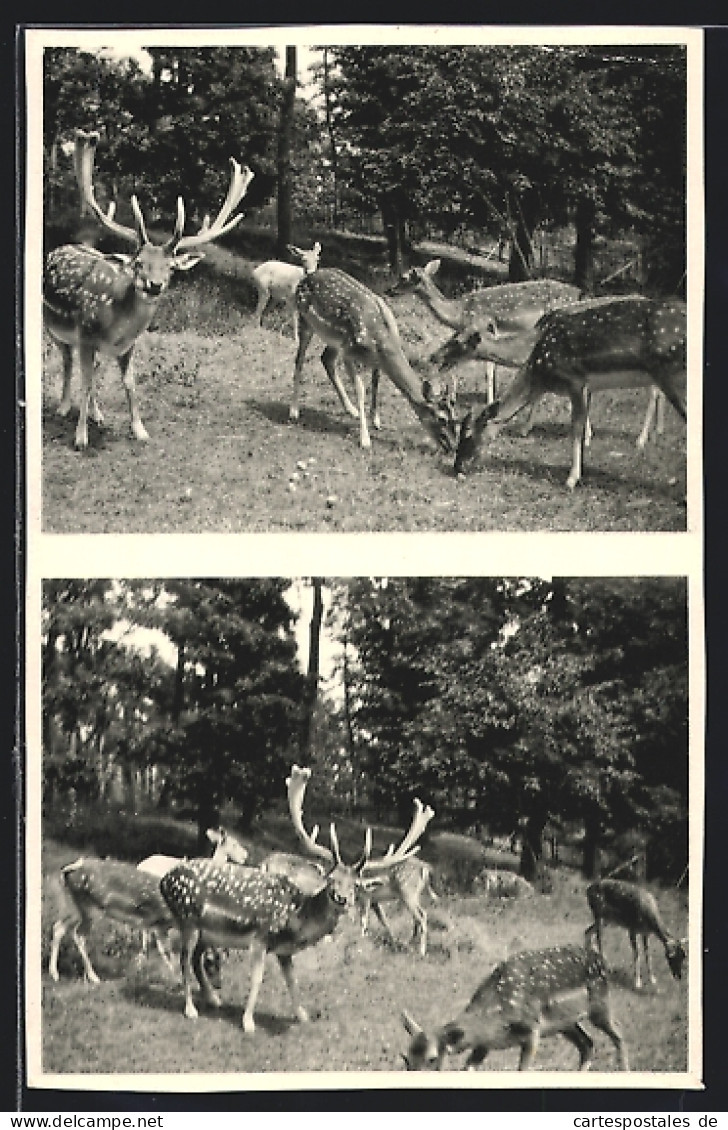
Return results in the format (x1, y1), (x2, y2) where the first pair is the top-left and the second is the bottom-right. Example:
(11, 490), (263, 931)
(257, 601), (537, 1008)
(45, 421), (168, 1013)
(160, 765), (434, 1032)
(43, 129), (254, 449)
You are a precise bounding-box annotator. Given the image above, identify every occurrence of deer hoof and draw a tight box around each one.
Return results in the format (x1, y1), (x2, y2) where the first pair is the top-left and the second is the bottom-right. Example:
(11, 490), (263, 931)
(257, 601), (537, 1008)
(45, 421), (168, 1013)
(132, 423), (150, 443)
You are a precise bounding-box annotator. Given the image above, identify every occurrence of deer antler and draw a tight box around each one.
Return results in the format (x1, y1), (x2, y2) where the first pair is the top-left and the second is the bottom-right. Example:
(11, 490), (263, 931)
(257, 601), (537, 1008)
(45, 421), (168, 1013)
(172, 159), (254, 252)
(286, 765), (335, 866)
(362, 798), (435, 875)
(73, 130), (142, 248)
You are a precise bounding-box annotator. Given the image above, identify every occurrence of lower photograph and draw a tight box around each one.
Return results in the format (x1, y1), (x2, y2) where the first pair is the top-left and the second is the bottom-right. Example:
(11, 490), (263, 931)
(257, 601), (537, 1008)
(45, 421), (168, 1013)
(30, 576), (694, 1086)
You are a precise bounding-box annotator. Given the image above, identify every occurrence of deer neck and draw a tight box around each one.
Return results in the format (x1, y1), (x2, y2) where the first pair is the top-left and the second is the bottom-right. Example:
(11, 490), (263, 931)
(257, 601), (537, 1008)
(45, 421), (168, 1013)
(416, 280), (465, 329)
(475, 327), (540, 368)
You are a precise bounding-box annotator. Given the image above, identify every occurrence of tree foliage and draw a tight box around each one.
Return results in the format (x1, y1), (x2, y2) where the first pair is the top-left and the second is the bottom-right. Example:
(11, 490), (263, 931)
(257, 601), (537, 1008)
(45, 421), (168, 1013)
(339, 577), (687, 878)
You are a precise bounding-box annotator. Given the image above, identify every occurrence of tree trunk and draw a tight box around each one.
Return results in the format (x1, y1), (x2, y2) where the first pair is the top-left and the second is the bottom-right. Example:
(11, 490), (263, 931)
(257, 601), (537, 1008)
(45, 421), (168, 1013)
(507, 191), (538, 282)
(520, 812), (547, 882)
(301, 578), (324, 758)
(276, 46), (296, 257)
(574, 195), (597, 294)
(381, 194), (407, 276)
(582, 811), (603, 879)
(197, 786), (221, 853)
(322, 48), (339, 229)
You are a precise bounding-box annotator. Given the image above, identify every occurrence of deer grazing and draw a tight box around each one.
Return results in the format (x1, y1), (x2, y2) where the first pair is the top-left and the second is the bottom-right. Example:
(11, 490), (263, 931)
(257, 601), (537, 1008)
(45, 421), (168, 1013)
(252, 242), (321, 334)
(160, 765), (434, 1032)
(43, 129), (254, 449)
(387, 259), (582, 402)
(401, 945), (629, 1072)
(431, 295), (686, 489)
(48, 827), (250, 981)
(49, 858), (177, 982)
(291, 267), (458, 454)
(585, 879), (687, 990)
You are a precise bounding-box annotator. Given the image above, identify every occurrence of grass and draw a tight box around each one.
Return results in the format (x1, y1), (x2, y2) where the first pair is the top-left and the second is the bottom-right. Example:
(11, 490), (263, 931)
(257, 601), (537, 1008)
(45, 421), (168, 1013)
(40, 236), (688, 534)
(36, 811), (690, 1079)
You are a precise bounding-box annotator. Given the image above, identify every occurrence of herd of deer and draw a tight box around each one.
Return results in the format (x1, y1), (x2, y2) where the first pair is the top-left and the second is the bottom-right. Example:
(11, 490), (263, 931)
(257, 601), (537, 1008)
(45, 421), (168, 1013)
(43, 132), (687, 491)
(49, 764), (687, 1072)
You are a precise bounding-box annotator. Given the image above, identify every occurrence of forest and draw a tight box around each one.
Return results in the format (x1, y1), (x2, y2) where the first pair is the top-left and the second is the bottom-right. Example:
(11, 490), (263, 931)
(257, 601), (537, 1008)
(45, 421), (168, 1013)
(43, 42), (686, 292)
(42, 577), (688, 882)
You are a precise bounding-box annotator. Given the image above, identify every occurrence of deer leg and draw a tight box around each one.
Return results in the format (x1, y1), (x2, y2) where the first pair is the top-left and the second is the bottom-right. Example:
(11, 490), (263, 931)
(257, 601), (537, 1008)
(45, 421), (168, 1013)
(71, 920), (101, 984)
(636, 387), (660, 450)
(371, 901), (399, 946)
(562, 1022), (594, 1070)
(242, 938), (268, 1033)
(407, 904), (428, 956)
(153, 928), (176, 973)
(117, 348), (149, 442)
(277, 954), (310, 1025)
(485, 361), (496, 404)
(629, 929), (642, 989)
(255, 288), (269, 326)
(179, 928), (203, 1018)
(320, 346), (359, 419)
(643, 935), (656, 985)
(290, 321), (315, 422)
(371, 369), (382, 430)
(56, 342), (74, 418)
(589, 1001), (629, 1070)
(348, 360), (371, 449)
(191, 937), (221, 1008)
(464, 1045), (489, 1069)
(49, 919), (69, 981)
(74, 343), (97, 448)
(566, 385), (589, 490)
(518, 1028), (540, 1071)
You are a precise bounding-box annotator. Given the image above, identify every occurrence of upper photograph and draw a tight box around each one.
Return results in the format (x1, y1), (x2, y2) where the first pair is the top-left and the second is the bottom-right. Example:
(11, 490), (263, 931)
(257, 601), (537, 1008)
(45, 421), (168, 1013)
(30, 29), (698, 533)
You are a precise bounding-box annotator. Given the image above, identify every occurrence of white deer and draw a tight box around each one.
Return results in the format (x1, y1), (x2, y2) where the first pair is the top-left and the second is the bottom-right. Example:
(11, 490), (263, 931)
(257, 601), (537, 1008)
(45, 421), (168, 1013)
(585, 878), (687, 990)
(43, 129), (253, 449)
(291, 267), (458, 454)
(431, 294), (686, 489)
(160, 765), (434, 1032)
(401, 944), (629, 1071)
(252, 242), (321, 334)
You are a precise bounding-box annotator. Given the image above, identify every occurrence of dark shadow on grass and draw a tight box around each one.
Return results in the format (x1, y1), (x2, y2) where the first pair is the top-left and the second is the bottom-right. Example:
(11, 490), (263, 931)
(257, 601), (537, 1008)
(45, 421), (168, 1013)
(42, 405), (119, 453)
(458, 447), (684, 499)
(123, 978), (298, 1035)
(245, 396), (352, 439)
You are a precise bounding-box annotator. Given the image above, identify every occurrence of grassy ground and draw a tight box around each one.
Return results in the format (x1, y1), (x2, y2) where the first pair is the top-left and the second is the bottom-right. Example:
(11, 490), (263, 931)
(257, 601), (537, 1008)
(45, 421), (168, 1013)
(37, 816), (689, 1078)
(40, 239), (688, 534)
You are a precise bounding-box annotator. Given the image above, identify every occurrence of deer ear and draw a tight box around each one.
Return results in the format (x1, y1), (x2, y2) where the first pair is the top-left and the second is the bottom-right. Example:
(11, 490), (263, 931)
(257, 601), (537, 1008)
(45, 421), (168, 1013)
(173, 251), (204, 271)
(401, 1010), (422, 1036)
(425, 259), (441, 276)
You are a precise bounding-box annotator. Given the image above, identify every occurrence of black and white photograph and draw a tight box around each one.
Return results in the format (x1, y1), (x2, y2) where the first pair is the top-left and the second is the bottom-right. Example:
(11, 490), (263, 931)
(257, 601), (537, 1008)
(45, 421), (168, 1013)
(29, 576), (694, 1083)
(30, 27), (698, 535)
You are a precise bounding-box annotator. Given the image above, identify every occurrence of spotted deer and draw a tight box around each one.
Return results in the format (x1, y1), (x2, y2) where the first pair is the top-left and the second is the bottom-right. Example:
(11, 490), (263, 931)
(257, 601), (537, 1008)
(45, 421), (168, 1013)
(252, 242), (321, 334)
(160, 765), (434, 1032)
(263, 850), (438, 956)
(431, 295), (686, 489)
(401, 945), (629, 1071)
(135, 827), (249, 965)
(43, 129), (253, 449)
(291, 267), (458, 454)
(585, 879), (687, 990)
(359, 858), (438, 956)
(387, 259), (582, 402)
